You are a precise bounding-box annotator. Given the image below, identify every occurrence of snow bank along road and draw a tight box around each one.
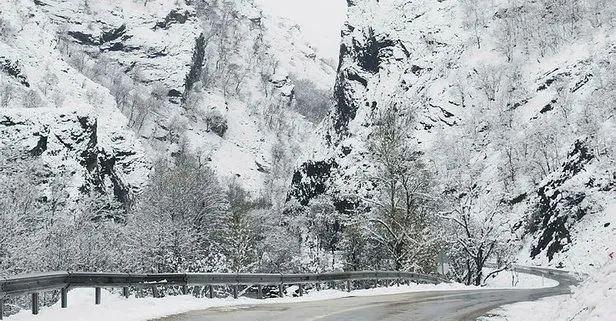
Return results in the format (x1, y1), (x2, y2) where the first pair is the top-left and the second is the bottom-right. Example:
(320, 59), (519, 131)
(157, 267), (579, 321)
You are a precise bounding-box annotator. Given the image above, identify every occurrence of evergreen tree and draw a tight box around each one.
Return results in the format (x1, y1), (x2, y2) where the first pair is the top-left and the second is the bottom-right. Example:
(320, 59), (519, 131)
(183, 33), (206, 102)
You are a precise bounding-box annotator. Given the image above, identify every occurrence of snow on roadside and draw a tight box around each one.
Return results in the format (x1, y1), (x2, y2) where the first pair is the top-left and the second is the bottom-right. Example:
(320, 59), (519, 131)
(5, 282), (472, 321)
(481, 260), (616, 321)
(477, 296), (567, 321)
(3, 264), (564, 321)
(482, 267), (559, 289)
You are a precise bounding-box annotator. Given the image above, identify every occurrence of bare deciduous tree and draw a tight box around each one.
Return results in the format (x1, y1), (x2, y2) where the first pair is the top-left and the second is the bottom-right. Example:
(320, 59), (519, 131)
(364, 104), (442, 272)
(434, 133), (514, 286)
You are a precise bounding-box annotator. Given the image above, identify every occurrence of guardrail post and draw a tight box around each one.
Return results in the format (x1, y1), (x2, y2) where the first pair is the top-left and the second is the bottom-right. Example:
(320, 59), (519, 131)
(152, 286), (159, 298)
(278, 284), (284, 297)
(316, 282), (321, 291)
(346, 280), (351, 293)
(182, 285), (188, 295)
(61, 287), (68, 308)
(32, 293), (39, 315)
(123, 287), (130, 298)
(385, 279), (389, 287)
(233, 284), (238, 299)
(298, 283), (304, 296)
(257, 284), (263, 299)
(207, 285), (213, 299)
(95, 287), (101, 305)
(192, 285), (200, 297)
(396, 278), (400, 287)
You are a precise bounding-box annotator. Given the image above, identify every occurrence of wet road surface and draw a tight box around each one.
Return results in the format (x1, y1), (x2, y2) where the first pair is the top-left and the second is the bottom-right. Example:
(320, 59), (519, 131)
(155, 267), (579, 321)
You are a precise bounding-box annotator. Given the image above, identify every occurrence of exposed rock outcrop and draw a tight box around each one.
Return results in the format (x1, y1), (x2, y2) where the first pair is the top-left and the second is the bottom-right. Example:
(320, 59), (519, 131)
(0, 108), (150, 207)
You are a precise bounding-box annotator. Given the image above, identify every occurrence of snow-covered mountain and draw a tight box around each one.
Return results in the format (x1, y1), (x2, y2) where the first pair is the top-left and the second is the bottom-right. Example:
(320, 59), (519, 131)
(290, 0), (615, 274)
(2, 0), (614, 288)
(0, 0), (336, 202)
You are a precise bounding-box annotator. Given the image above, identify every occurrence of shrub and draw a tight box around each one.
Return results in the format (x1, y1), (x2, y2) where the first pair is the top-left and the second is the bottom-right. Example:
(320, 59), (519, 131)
(205, 109), (228, 137)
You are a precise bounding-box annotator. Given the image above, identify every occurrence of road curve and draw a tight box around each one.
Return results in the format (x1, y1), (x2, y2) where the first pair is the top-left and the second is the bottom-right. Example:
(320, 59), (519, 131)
(155, 268), (579, 321)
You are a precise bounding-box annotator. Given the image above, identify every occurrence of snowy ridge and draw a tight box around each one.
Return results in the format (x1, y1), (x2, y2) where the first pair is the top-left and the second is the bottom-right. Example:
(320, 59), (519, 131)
(1, 0), (155, 198)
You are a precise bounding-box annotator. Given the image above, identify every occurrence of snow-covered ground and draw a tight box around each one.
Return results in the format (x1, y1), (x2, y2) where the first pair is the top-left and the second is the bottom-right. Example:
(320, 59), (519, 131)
(481, 260), (616, 321)
(5, 283), (470, 321)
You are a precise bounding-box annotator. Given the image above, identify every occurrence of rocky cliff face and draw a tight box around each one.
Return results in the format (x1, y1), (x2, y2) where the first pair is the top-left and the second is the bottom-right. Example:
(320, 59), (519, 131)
(0, 108), (150, 206)
(292, 0), (469, 213)
(291, 0), (616, 270)
(0, 0), (336, 202)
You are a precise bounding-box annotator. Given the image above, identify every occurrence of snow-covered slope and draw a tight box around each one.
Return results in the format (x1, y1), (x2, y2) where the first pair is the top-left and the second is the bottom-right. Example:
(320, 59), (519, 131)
(0, 0), (336, 199)
(289, 0), (616, 273)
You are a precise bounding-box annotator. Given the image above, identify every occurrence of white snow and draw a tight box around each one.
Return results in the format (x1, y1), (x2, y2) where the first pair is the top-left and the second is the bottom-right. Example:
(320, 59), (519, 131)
(4, 283), (471, 321)
(482, 268), (559, 289)
(482, 260), (616, 321)
(518, 202), (616, 276)
(254, 0), (346, 61)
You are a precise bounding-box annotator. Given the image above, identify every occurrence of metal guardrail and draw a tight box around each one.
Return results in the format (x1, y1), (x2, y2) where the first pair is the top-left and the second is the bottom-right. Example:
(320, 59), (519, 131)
(0, 270), (447, 318)
(484, 263), (584, 279)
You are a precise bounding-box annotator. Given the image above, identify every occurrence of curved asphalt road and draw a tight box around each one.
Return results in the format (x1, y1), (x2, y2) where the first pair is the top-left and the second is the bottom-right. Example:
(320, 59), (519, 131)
(155, 267), (580, 321)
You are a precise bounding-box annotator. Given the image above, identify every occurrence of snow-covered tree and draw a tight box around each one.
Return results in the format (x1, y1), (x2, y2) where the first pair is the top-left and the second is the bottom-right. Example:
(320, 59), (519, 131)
(433, 128), (515, 285)
(220, 181), (261, 273)
(283, 196), (343, 272)
(0, 146), (128, 275)
(290, 75), (334, 123)
(128, 153), (229, 273)
(362, 104), (442, 272)
(460, 0), (490, 49)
